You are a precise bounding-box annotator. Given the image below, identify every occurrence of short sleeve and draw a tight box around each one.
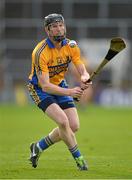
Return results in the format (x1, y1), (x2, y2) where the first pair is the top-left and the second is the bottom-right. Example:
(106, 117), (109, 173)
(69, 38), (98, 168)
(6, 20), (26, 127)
(33, 51), (49, 74)
(70, 43), (84, 66)
(39, 54), (49, 73)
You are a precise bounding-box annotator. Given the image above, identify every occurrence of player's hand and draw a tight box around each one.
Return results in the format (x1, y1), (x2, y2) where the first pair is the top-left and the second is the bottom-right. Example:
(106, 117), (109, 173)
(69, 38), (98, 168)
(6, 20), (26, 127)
(81, 73), (90, 83)
(69, 87), (83, 98)
(81, 73), (92, 90)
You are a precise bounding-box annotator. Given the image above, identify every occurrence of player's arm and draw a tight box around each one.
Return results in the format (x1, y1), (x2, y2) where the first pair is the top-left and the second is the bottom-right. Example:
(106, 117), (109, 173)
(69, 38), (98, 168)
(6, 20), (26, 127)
(70, 43), (91, 89)
(75, 63), (91, 90)
(75, 63), (90, 82)
(37, 71), (83, 98)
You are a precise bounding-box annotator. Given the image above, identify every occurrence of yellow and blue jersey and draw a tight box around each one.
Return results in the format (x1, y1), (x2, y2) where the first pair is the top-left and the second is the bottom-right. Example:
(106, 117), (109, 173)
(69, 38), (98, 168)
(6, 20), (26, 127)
(29, 38), (83, 86)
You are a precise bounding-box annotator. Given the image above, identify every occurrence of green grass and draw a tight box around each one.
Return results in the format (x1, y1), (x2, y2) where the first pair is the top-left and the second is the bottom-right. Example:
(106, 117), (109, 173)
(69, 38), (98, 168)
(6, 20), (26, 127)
(0, 104), (132, 179)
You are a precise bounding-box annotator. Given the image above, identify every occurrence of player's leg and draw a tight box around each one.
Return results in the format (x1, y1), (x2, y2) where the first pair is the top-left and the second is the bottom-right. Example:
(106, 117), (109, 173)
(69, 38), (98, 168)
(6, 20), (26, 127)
(28, 82), (87, 170)
(28, 83), (58, 167)
(64, 107), (80, 133)
(46, 104), (88, 170)
(29, 103), (77, 168)
(30, 103), (87, 170)
(63, 107), (88, 170)
(44, 80), (78, 144)
(47, 107), (79, 142)
(46, 106), (88, 170)
(45, 103), (77, 148)
(48, 127), (60, 142)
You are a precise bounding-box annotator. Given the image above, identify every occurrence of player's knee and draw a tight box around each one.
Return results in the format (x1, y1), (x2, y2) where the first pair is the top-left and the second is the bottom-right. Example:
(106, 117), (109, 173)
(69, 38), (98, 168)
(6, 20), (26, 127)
(59, 118), (70, 130)
(71, 123), (80, 132)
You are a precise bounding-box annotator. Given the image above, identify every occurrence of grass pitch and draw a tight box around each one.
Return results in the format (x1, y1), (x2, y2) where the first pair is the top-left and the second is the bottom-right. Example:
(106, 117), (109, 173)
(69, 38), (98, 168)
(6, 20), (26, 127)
(0, 104), (132, 179)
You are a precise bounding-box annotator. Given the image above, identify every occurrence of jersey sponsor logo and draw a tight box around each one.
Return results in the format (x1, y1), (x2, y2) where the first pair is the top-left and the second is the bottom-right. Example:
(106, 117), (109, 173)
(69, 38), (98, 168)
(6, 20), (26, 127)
(48, 56), (71, 78)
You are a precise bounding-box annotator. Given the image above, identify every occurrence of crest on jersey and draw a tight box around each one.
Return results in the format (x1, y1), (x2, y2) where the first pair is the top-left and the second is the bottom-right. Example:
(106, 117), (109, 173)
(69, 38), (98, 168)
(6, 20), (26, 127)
(68, 40), (77, 48)
(57, 57), (63, 64)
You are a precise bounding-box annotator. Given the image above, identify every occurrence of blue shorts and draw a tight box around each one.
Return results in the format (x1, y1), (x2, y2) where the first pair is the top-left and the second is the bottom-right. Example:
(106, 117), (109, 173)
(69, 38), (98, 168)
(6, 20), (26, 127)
(27, 80), (75, 112)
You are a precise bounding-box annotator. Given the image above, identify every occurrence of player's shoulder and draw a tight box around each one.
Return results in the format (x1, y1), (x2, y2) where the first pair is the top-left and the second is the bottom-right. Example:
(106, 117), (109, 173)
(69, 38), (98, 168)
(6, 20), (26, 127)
(33, 39), (47, 53)
(66, 39), (78, 48)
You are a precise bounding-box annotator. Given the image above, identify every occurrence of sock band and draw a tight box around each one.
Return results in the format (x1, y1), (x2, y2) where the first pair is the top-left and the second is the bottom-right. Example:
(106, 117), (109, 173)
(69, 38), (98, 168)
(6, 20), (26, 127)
(38, 135), (54, 151)
(45, 135), (54, 146)
(69, 145), (78, 153)
(69, 144), (81, 159)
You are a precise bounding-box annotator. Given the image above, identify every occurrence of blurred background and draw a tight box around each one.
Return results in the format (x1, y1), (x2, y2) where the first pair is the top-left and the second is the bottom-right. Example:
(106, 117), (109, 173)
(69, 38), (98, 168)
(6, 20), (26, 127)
(0, 0), (132, 107)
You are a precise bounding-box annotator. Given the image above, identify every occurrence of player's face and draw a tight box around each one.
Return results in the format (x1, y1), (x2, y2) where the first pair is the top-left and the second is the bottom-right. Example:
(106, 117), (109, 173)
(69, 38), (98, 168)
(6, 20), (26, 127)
(46, 21), (66, 41)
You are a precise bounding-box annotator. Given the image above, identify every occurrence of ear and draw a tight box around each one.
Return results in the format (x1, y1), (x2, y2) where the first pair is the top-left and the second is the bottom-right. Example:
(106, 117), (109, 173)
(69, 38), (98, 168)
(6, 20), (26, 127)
(45, 27), (50, 36)
(45, 27), (48, 33)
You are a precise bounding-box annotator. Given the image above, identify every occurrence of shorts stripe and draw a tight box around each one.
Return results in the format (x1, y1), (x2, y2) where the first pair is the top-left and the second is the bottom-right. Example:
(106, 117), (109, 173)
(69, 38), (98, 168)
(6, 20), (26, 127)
(27, 83), (41, 105)
(27, 80), (75, 112)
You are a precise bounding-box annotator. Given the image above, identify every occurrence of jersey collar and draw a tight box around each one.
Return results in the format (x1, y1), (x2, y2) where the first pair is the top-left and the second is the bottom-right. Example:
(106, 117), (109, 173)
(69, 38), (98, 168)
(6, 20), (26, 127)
(46, 38), (67, 48)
